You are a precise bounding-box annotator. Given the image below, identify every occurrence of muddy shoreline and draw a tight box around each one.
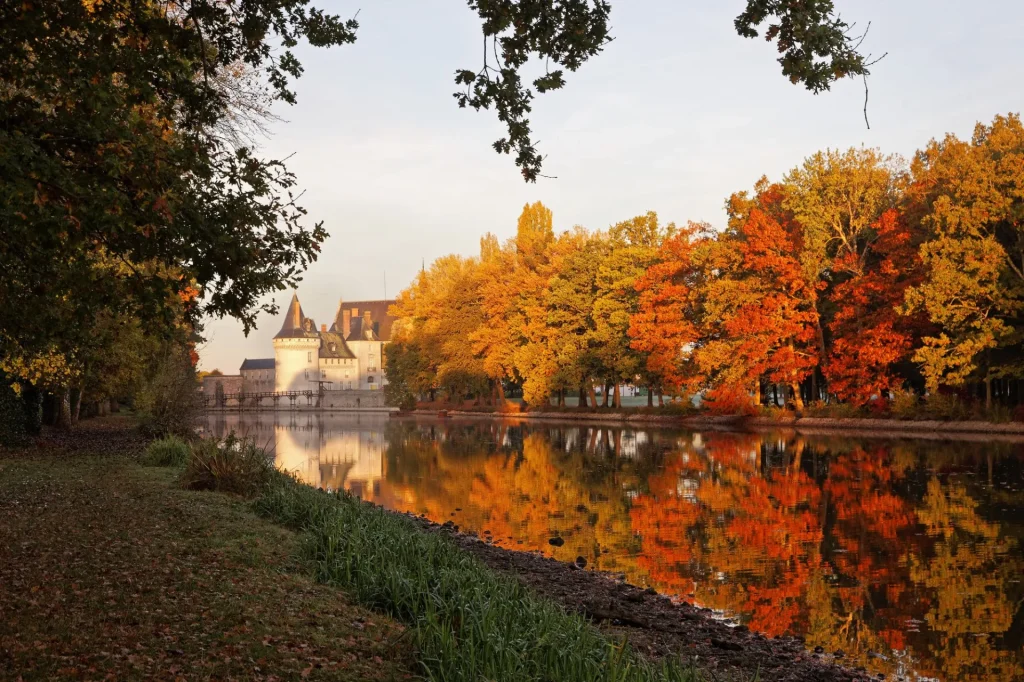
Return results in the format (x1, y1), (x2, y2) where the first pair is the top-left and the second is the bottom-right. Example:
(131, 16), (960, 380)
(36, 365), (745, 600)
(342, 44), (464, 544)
(396, 511), (872, 682)
(404, 408), (1024, 440)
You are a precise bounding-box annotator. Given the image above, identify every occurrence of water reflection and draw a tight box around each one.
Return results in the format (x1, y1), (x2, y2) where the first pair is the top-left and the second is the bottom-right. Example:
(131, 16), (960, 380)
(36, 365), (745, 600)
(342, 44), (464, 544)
(203, 413), (1024, 682)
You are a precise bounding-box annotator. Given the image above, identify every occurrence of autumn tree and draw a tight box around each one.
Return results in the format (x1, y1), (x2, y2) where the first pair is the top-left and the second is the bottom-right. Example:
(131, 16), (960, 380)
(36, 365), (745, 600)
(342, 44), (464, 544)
(592, 213), (670, 407)
(471, 234), (519, 404)
(696, 182), (822, 410)
(629, 224), (705, 401)
(507, 202), (560, 406)
(824, 209), (927, 405)
(544, 229), (605, 406)
(903, 114), (1024, 401)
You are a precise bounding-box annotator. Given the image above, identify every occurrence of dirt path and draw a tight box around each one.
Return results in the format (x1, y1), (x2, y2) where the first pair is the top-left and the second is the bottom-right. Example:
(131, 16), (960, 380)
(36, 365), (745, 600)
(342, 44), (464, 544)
(0, 420), (414, 682)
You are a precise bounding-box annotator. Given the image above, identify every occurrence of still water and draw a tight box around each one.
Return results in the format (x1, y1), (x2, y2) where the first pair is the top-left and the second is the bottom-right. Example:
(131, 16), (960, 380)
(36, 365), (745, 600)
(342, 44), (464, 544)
(202, 413), (1024, 682)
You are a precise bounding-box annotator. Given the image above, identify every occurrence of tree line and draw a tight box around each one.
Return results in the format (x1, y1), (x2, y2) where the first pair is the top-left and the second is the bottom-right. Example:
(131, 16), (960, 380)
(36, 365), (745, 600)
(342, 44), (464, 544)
(386, 113), (1024, 414)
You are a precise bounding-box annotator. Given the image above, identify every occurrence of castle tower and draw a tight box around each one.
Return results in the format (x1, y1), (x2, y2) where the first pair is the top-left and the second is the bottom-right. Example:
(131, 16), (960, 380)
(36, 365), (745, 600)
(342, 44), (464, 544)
(272, 293), (321, 393)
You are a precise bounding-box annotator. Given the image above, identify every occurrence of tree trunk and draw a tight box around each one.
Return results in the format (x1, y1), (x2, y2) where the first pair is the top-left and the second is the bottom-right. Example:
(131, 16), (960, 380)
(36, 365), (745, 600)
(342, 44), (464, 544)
(71, 385), (84, 424)
(753, 380), (762, 407)
(496, 380), (506, 405)
(588, 382), (598, 410)
(790, 382), (805, 411)
(773, 384), (780, 407)
(985, 376), (993, 410)
(55, 389), (73, 429)
(647, 387), (654, 408)
(578, 385), (588, 408)
(658, 392), (664, 407)
(613, 383), (621, 409)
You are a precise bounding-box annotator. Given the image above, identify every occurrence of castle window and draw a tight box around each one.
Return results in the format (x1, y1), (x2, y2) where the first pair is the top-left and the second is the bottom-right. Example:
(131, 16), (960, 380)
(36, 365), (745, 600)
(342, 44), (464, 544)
(307, 351), (312, 363)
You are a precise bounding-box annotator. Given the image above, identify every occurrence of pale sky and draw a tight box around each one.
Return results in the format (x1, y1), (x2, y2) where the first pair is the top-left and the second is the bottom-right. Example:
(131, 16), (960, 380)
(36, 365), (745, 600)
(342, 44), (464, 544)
(198, 0), (1024, 372)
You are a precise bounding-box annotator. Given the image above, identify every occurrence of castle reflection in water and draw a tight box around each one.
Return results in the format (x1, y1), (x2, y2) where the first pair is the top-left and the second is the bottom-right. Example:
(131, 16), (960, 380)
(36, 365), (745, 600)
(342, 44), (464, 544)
(201, 412), (388, 501)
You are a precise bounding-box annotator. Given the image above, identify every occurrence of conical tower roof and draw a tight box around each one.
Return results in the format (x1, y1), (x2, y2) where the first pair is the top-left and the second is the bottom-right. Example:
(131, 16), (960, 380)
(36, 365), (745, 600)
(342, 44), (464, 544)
(274, 293), (318, 339)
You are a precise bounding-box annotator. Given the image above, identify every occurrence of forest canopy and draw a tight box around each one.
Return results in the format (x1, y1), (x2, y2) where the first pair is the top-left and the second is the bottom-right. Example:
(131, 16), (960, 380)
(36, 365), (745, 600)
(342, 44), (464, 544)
(386, 113), (1024, 414)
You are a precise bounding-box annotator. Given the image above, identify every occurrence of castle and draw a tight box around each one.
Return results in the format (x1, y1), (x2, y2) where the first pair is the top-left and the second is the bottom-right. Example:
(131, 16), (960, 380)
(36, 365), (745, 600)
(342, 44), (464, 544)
(234, 293), (396, 395)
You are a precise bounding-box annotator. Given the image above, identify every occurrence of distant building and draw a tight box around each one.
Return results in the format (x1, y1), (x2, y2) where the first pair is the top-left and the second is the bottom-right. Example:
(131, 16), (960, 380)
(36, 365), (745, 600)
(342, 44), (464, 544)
(237, 293), (396, 394)
(240, 358), (275, 393)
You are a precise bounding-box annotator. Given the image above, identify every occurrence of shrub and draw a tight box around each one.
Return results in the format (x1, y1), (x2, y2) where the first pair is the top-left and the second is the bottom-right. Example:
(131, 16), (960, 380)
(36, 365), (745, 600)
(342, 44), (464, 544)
(660, 399), (697, 416)
(804, 402), (861, 419)
(181, 435), (274, 496)
(703, 386), (757, 416)
(141, 436), (190, 467)
(136, 345), (202, 439)
(888, 390), (919, 419)
(978, 403), (1014, 424)
(922, 392), (970, 421)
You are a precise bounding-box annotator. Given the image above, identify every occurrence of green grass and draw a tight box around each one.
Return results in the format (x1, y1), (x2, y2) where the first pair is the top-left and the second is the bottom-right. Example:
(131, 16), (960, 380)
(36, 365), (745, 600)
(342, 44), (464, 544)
(139, 434), (190, 466)
(252, 471), (699, 682)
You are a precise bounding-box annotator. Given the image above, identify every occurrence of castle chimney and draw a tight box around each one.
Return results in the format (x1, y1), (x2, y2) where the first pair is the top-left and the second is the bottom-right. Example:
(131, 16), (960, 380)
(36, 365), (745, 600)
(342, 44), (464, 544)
(363, 310), (372, 337)
(342, 309), (351, 337)
(320, 323), (327, 332)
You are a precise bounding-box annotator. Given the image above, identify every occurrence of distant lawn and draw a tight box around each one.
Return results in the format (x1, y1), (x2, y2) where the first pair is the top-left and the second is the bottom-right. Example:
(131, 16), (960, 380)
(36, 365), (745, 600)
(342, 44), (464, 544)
(0, 424), (415, 682)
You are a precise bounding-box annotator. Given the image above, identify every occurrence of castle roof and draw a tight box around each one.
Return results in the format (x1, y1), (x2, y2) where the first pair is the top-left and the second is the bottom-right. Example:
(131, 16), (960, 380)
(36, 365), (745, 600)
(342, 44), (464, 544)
(328, 300), (397, 341)
(274, 293), (319, 339)
(319, 331), (356, 359)
(346, 315), (379, 342)
(240, 358), (275, 371)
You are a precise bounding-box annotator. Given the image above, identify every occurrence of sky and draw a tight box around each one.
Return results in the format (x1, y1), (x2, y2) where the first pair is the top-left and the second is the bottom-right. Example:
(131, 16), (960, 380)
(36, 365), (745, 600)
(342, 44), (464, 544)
(198, 0), (1024, 372)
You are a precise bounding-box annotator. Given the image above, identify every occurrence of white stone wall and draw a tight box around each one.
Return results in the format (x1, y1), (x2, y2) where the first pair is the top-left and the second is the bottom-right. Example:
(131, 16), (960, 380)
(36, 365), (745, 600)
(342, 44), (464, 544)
(348, 339), (385, 390)
(273, 337), (321, 392)
(318, 356), (360, 390)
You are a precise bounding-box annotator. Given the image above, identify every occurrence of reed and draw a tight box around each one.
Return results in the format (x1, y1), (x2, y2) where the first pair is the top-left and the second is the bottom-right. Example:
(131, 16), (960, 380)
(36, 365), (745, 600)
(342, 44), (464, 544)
(180, 434), (274, 495)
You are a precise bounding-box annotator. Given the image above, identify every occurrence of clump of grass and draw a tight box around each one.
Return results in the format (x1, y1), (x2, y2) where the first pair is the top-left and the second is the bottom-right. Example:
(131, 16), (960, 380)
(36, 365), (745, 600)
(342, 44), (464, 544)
(140, 435), (190, 467)
(254, 474), (698, 682)
(181, 434), (273, 496)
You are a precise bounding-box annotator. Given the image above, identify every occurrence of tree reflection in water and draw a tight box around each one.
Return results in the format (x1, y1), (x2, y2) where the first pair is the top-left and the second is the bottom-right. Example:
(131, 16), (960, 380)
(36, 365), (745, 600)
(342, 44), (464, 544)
(203, 414), (1024, 682)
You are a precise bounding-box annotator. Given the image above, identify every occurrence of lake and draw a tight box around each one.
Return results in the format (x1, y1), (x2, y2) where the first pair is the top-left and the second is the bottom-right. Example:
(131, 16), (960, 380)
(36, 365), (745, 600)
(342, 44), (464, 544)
(202, 412), (1024, 682)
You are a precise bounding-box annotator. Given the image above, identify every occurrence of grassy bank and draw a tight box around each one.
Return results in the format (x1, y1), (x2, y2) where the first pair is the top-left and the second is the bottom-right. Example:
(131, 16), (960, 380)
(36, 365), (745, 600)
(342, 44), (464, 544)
(252, 470), (698, 682)
(0, 424), (413, 681)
